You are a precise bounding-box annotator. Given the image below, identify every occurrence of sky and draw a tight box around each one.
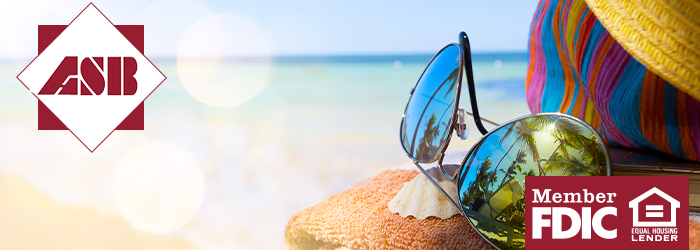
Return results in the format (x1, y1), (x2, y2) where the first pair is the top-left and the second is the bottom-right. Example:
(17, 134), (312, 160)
(0, 0), (541, 58)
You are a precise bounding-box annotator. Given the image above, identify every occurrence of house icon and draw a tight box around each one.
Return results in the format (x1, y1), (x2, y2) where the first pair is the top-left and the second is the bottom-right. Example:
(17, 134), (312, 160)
(629, 187), (680, 227)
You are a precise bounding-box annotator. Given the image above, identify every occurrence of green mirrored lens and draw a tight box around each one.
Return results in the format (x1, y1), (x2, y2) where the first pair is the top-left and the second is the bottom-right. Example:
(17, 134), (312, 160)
(457, 114), (609, 249)
(400, 44), (461, 162)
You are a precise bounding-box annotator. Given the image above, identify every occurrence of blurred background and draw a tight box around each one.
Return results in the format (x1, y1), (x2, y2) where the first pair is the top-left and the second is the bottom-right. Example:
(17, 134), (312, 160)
(0, 0), (537, 249)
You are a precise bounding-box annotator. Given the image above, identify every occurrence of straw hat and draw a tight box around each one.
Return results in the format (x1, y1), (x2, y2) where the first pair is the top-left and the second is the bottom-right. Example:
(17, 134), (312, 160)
(584, 0), (700, 100)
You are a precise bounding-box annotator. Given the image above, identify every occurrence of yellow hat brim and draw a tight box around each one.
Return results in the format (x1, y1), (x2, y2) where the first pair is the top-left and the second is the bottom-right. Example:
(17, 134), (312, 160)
(584, 0), (700, 100)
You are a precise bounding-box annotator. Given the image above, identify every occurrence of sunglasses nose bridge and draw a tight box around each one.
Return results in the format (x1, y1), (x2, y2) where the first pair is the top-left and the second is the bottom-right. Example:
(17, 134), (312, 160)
(441, 163), (461, 179)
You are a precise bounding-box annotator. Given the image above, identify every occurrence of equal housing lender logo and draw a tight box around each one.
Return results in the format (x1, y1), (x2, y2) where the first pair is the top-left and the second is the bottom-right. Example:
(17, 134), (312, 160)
(527, 176), (689, 249)
(17, 3), (166, 152)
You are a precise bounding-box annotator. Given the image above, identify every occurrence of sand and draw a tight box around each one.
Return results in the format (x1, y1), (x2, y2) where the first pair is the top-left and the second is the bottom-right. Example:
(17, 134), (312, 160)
(0, 172), (197, 250)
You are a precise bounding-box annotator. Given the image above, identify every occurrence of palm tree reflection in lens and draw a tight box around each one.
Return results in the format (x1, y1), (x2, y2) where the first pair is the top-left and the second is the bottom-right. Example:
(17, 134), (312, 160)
(401, 46), (461, 162)
(457, 115), (608, 250)
(409, 72), (459, 161)
(416, 114), (441, 161)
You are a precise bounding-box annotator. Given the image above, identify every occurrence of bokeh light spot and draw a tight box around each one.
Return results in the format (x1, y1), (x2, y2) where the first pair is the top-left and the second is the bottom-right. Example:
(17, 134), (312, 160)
(393, 60), (402, 69)
(177, 14), (271, 108)
(494, 59), (503, 68)
(114, 142), (204, 233)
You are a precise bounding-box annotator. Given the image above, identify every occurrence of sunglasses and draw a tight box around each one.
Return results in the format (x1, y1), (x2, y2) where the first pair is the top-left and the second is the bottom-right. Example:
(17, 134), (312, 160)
(399, 31), (611, 249)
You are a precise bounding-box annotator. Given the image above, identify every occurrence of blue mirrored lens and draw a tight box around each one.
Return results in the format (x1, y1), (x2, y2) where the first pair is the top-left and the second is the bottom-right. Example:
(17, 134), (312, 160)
(401, 44), (461, 162)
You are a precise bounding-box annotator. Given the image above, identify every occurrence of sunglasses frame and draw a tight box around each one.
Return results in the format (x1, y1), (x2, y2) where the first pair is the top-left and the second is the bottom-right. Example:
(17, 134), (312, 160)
(400, 32), (613, 223)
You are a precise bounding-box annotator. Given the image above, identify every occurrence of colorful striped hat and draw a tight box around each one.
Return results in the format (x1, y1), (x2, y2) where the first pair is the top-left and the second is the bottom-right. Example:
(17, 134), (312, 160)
(526, 0), (700, 162)
(584, 0), (700, 101)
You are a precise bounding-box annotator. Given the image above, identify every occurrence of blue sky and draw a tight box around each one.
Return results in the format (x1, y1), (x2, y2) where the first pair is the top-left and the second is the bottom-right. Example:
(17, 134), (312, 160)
(0, 0), (540, 58)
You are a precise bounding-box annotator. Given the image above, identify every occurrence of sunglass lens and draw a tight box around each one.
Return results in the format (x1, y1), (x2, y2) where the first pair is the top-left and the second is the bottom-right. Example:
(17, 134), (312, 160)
(401, 44), (462, 162)
(456, 114), (609, 249)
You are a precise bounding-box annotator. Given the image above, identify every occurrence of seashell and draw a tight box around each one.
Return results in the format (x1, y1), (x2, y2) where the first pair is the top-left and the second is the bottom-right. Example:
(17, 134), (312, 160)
(388, 166), (461, 219)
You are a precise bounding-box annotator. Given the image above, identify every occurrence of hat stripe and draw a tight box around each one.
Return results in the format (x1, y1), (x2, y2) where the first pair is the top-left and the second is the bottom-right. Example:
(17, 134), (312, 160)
(526, 0), (553, 113)
(687, 97), (700, 161)
(542, 0), (567, 112)
(555, 0), (579, 113)
(609, 59), (657, 151)
(677, 92), (699, 161)
(664, 82), (687, 159)
(579, 18), (600, 87)
(571, 87), (586, 118)
(594, 42), (635, 147)
(573, 8), (591, 69)
(600, 122), (618, 146)
(640, 71), (672, 155)
(526, 0), (551, 91)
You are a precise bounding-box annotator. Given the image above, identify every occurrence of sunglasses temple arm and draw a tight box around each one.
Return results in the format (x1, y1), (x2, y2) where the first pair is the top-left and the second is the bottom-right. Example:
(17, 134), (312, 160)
(464, 110), (500, 127)
(413, 161), (466, 217)
(459, 31), (489, 135)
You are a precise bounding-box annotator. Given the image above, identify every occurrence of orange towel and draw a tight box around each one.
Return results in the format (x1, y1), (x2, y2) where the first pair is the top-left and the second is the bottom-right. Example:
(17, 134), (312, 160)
(285, 169), (494, 249)
(692, 220), (700, 249)
(286, 169), (700, 249)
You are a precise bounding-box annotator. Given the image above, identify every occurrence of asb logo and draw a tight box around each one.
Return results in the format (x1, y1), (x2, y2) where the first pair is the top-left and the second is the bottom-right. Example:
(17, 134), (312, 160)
(38, 56), (138, 96)
(17, 3), (165, 152)
(527, 176), (688, 249)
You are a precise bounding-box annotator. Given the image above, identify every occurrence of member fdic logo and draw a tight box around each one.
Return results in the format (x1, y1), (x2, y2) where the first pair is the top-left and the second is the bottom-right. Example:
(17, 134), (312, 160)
(527, 176), (689, 249)
(17, 3), (165, 152)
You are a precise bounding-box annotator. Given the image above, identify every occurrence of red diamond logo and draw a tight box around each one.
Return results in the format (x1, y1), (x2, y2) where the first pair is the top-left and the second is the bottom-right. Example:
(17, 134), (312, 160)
(17, 3), (166, 152)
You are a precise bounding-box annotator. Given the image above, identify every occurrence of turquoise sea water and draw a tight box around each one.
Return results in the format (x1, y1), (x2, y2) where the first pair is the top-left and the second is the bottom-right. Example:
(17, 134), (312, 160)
(0, 53), (531, 249)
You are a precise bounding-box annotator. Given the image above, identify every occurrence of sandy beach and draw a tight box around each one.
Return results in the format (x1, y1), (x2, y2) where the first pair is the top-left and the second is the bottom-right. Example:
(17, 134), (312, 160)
(0, 172), (196, 250)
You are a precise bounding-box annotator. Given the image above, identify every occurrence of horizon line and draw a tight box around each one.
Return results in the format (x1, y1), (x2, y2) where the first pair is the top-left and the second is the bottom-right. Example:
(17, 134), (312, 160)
(1, 51), (528, 63)
(156, 51), (528, 63)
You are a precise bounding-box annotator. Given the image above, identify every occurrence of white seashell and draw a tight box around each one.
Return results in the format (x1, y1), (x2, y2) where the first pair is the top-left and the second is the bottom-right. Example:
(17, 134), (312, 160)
(388, 166), (461, 220)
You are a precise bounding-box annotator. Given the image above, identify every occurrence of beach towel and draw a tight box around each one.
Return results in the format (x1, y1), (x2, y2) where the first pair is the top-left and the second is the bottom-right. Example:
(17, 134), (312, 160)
(285, 169), (494, 249)
(526, 0), (700, 162)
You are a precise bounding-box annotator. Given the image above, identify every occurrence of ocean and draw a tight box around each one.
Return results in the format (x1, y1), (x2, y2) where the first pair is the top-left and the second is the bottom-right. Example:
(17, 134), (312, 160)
(0, 52), (532, 249)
